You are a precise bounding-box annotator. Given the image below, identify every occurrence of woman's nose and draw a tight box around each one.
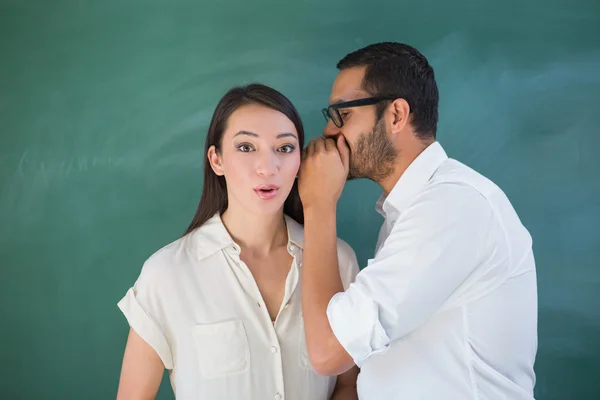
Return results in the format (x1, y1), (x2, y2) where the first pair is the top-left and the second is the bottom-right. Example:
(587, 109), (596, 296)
(256, 151), (279, 177)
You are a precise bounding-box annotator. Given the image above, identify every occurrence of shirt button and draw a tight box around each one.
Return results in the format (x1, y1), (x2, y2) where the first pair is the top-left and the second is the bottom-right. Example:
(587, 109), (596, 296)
(274, 394), (282, 400)
(288, 244), (296, 253)
(271, 346), (278, 353)
(284, 304), (289, 309)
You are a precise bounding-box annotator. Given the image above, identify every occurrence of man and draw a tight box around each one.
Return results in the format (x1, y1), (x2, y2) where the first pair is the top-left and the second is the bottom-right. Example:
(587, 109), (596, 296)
(298, 42), (538, 399)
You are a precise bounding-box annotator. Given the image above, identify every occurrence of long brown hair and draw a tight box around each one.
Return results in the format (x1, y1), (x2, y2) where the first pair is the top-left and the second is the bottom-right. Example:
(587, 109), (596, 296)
(183, 83), (305, 236)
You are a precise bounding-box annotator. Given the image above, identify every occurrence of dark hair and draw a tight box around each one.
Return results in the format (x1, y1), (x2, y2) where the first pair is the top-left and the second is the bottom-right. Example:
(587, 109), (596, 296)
(337, 42), (439, 140)
(183, 83), (305, 236)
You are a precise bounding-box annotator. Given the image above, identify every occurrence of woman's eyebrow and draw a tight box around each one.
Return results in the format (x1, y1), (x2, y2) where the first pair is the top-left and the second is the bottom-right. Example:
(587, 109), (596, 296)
(233, 130), (259, 138)
(233, 131), (297, 140)
(277, 133), (297, 140)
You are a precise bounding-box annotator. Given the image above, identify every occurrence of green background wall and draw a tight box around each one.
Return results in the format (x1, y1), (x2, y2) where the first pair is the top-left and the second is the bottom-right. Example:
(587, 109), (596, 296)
(1, 1), (599, 398)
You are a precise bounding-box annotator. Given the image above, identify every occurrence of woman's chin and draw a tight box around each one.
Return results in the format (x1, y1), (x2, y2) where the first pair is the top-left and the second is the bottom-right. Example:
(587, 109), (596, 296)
(247, 197), (288, 216)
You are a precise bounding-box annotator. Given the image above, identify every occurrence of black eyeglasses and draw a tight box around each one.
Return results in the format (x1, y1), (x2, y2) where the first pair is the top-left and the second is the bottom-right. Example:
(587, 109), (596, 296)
(321, 96), (397, 128)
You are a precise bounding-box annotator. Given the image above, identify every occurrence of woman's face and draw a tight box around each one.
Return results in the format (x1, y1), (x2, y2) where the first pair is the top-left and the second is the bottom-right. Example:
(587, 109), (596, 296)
(208, 103), (301, 217)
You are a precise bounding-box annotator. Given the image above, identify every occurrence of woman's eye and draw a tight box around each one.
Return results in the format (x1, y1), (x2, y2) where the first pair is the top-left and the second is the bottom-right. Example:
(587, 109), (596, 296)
(278, 144), (295, 153)
(237, 144), (254, 152)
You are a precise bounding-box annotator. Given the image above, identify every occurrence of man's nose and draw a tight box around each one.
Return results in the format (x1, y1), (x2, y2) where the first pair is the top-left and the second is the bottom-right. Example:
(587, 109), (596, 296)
(323, 119), (341, 139)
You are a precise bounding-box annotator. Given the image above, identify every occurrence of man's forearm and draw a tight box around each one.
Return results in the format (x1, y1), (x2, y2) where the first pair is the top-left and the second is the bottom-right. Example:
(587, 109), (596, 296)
(302, 205), (344, 371)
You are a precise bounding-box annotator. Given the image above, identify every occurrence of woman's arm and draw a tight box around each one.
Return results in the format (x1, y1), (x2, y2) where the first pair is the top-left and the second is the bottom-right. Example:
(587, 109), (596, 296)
(116, 328), (165, 400)
(330, 365), (359, 400)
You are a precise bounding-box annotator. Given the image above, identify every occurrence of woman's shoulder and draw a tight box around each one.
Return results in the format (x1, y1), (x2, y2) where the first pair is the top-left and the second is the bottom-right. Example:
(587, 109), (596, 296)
(138, 214), (241, 287)
(135, 233), (195, 285)
(141, 215), (230, 277)
(333, 236), (356, 262)
(333, 237), (360, 289)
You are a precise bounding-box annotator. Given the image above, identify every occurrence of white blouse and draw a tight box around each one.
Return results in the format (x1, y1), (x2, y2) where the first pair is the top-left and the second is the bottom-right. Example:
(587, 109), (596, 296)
(118, 213), (359, 400)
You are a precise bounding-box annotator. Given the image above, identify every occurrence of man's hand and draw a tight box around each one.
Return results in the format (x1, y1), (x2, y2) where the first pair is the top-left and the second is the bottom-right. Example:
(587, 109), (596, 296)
(299, 135), (350, 210)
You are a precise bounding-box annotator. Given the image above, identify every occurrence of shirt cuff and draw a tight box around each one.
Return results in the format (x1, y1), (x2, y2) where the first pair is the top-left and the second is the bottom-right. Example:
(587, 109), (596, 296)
(118, 287), (174, 369)
(326, 288), (390, 367)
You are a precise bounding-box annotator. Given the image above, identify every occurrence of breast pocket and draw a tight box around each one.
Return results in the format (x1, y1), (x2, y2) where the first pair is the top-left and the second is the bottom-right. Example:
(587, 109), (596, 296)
(192, 319), (250, 379)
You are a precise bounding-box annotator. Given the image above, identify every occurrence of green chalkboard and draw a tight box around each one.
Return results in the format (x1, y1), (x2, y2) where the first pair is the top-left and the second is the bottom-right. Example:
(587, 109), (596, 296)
(1, 1), (599, 399)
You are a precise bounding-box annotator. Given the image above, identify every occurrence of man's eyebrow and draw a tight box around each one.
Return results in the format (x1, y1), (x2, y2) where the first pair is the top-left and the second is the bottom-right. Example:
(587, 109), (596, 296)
(233, 130), (259, 138)
(329, 98), (347, 106)
(277, 132), (298, 140)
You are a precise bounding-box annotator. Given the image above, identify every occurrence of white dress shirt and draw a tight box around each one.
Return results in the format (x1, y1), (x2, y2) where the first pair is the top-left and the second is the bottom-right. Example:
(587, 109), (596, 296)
(327, 141), (538, 400)
(118, 213), (359, 400)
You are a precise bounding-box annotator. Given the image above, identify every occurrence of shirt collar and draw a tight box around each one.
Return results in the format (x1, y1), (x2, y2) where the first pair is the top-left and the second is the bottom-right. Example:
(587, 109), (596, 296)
(284, 215), (304, 250)
(377, 141), (448, 218)
(191, 213), (304, 260)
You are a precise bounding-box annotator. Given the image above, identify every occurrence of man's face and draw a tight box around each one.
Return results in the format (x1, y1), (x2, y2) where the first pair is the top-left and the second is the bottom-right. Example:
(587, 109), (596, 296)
(323, 66), (397, 181)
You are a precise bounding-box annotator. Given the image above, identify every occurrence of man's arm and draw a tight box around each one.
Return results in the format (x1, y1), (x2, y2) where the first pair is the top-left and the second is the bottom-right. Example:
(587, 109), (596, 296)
(298, 136), (355, 376)
(302, 205), (355, 376)
(330, 366), (359, 400)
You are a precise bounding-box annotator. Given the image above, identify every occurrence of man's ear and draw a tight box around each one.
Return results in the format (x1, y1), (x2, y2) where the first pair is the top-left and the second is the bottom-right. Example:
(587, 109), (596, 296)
(387, 98), (411, 136)
(207, 145), (224, 176)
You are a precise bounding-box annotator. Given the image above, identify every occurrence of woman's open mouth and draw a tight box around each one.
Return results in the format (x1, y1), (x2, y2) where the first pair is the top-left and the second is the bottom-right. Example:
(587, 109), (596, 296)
(254, 185), (279, 200)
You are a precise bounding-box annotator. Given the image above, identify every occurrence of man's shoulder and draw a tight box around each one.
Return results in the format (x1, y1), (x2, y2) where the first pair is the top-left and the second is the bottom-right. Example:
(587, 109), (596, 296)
(429, 158), (505, 202)
(436, 157), (494, 183)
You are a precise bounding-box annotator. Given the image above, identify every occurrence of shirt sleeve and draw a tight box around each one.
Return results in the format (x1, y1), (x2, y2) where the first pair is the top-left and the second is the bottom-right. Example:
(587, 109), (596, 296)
(117, 260), (174, 369)
(326, 183), (496, 367)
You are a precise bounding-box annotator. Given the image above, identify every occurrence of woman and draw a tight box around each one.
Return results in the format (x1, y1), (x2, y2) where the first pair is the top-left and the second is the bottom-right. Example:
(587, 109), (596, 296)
(116, 84), (360, 400)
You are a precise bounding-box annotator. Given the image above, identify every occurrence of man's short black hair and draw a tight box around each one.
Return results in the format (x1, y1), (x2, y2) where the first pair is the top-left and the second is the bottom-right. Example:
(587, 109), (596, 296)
(337, 42), (439, 140)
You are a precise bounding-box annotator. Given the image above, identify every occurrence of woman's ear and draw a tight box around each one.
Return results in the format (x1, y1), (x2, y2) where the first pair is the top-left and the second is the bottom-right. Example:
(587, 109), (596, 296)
(207, 145), (225, 176)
